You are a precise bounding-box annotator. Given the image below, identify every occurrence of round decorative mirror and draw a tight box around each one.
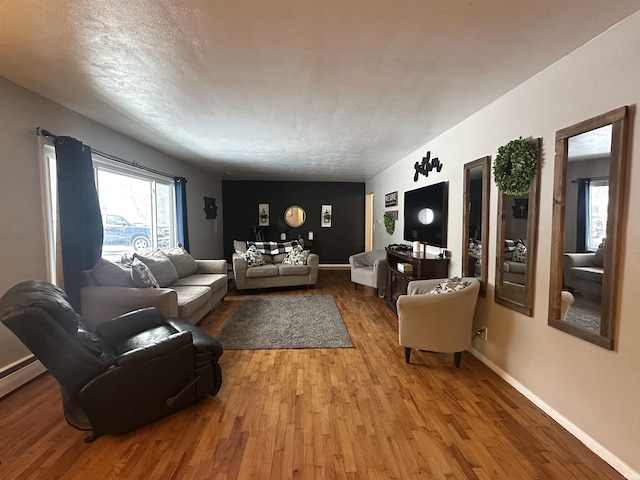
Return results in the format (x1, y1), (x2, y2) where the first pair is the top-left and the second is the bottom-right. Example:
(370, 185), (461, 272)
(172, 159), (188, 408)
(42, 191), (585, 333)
(284, 205), (306, 228)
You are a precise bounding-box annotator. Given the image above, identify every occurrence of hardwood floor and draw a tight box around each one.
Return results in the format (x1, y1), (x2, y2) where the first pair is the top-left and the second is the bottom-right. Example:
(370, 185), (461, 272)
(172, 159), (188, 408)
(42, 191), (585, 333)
(0, 269), (623, 479)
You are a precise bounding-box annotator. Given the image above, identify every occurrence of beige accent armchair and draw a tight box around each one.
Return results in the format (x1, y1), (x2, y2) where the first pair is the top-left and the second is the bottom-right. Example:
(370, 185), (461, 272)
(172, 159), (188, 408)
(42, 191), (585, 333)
(397, 277), (480, 367)
(349, 249), (388, 295)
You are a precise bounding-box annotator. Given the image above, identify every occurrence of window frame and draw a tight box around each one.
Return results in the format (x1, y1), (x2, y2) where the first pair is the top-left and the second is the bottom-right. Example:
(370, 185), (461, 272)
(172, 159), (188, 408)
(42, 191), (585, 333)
(42, 146), (178, 283)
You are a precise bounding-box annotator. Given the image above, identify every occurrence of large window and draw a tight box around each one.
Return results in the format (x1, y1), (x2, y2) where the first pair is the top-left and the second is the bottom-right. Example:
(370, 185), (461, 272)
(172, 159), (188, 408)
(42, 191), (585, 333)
(43, 145), (177, 281)
(587, 179), (608, 251)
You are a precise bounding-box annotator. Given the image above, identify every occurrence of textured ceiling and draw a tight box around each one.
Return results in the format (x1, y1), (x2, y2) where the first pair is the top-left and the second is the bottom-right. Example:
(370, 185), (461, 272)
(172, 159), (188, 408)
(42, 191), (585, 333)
(1, 1), (639, 181)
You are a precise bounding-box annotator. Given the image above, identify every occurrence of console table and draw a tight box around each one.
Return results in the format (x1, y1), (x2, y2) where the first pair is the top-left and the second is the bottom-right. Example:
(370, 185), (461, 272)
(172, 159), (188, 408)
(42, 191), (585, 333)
(384, 248), (450, 312)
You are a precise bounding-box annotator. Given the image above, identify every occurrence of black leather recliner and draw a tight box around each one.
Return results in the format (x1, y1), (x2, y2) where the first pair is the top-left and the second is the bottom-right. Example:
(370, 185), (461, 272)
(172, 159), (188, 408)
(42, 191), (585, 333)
(0, 280), (223, 442)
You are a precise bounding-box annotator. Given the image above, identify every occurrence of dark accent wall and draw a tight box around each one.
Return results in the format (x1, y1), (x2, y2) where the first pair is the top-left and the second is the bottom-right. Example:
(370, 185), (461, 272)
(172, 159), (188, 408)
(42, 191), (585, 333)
(222, 181), (365, 264)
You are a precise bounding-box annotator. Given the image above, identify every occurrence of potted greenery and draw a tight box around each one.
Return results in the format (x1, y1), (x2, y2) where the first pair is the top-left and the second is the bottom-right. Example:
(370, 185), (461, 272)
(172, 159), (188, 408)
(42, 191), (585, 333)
(493, 137), (538, 195)
(383, 211), (395, 235)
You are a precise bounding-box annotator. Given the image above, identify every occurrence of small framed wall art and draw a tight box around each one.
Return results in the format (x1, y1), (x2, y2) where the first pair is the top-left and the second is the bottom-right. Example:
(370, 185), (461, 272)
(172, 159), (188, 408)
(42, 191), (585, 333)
(321, 205), (332, 227)
(258, 203), (269, 226)
(385, 191), (398, 207)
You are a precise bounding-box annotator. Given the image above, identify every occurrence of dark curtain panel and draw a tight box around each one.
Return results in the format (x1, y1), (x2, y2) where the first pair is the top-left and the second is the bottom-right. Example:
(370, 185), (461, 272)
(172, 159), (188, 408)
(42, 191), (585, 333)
(576, 178), (590, 252)
(55, 136), (103, 311)
(175, 177), (190, 252)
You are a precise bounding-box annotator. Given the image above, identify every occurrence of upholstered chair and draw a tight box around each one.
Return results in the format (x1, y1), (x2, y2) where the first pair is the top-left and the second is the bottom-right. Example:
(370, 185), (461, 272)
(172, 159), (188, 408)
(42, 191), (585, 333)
(349, 249), (388, 295)
(397, 277), (480, 367)
(560, 290), (575, 320)
(0, 280), (223, 442)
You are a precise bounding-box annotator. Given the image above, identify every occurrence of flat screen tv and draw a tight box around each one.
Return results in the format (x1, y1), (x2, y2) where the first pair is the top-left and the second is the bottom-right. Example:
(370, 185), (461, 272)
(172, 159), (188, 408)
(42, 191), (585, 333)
(403, 181), (448, 248)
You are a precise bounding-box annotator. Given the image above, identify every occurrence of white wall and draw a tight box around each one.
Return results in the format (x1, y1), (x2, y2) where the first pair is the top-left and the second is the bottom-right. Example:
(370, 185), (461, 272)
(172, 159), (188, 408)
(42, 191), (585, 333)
(0, 78), (223, 385)
(367, 11), (640, 475)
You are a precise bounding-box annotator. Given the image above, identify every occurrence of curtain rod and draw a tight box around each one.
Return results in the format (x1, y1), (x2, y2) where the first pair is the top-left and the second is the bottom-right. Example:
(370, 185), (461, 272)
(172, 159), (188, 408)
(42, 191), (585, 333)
(36, 127), (183, 181)
(570, 175), (608, 183)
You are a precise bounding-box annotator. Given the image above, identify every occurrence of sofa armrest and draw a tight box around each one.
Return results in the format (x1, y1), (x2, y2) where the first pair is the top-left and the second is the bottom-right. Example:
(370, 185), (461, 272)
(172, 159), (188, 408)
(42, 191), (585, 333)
(564, 252), (595, 268)
(195, 259), (227, 274)
(232, 254), (248, 289)
(307, 253), (320, 269)
(80, 286), (178, 329)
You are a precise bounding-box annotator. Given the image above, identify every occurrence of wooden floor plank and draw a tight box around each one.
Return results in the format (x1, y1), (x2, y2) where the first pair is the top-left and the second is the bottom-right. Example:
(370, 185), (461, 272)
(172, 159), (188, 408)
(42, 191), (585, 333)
(0, 270), (624, 479)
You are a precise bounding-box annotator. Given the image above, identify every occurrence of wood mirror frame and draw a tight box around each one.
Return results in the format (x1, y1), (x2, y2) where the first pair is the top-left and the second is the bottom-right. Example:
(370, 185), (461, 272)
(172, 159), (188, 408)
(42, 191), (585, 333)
(462, 156), (490, 296)
(494, 138), (542, 316)
(548, 106), (629, 349)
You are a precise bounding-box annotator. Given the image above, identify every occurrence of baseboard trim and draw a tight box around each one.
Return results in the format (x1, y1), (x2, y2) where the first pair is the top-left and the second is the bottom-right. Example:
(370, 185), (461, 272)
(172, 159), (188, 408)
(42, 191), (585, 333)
(469, 347), (639, 479)
(0, 357), (46, 399)
(318, 264), (350, 269)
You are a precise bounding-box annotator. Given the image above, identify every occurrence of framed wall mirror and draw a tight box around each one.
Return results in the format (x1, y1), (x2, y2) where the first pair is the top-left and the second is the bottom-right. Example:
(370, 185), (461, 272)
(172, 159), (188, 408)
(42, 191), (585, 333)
(284, 205), (306, 228)
(548, 106), (629, 349)
(462, 156), (490, 296)
(494, 138), (541, 316)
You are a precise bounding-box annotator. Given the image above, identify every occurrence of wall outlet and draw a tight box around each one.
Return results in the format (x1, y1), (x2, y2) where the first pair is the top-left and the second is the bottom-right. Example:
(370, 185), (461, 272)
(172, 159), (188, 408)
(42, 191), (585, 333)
(480, 326), (488, 341)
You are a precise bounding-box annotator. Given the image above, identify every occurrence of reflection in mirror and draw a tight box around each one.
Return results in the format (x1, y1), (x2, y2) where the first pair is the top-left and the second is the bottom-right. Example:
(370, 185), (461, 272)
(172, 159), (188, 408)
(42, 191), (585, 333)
(494, 138), (541, 316)
(548, 107), (629, 349)
(462, 156), (490, 296)
(284, 205), (306, 228)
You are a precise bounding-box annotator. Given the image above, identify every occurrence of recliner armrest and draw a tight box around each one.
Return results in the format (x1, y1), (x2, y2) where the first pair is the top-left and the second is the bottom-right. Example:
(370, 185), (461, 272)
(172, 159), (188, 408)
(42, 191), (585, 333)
(115, 331), (192, 366)
(95, 307), (165, 343)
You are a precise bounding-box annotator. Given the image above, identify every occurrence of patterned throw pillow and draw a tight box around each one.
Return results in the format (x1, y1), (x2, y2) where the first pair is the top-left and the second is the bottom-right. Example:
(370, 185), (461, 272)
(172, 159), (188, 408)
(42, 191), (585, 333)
(429, 277), (470, 294)
(469, 241), (482, 262)
(243, 245), (266, 267)
(512, 241), (527, 263)
(131, 258), (159, 288)
(282, 246), (310, 265)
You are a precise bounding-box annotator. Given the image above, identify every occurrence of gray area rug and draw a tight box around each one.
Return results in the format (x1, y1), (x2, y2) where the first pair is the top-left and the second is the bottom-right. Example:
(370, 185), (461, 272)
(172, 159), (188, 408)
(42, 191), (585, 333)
(217, 295), (353, 350)
(566, 295), (601, 333)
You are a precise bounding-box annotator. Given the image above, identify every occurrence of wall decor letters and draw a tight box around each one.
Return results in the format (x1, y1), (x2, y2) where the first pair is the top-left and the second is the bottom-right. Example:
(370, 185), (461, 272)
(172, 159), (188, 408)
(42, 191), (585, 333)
(413, 151), (443, 181)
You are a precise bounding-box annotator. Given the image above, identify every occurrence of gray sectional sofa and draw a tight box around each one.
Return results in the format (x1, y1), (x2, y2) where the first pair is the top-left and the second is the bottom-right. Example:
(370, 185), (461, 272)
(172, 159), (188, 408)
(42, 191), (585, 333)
(232, 240), (319, 291)
(80, 248), (228, 328)
(563, 242), (605, 297)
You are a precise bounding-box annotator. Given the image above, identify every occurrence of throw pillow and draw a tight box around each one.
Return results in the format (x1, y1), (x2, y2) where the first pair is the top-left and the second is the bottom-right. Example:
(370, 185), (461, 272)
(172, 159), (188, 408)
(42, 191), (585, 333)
(89, 258), (137, 287)
(130, 258), (160, 288)
(282, 246), (310, 265)
(512, 241), (527, 263)
(163, 245), (198, 278)
(429, 277), (470, 294)
(133, 252), (179, 287)
(243, 245), (266, 267)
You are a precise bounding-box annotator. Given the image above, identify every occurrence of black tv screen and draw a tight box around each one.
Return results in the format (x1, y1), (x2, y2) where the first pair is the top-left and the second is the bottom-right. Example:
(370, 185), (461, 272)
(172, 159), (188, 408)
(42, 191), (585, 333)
(403, 181), (448, 247)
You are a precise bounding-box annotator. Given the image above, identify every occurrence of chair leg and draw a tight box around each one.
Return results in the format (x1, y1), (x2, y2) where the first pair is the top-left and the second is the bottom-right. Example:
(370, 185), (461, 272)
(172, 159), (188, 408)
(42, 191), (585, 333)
(454, 352), (462, 368)
(354, 283), (358, 290)
(404, 347), (411, 364)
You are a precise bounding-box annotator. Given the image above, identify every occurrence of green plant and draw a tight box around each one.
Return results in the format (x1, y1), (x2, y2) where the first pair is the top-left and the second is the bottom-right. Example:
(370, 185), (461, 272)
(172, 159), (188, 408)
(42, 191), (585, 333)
(493, 137), (538, 195)
(383, 211), (395, 235)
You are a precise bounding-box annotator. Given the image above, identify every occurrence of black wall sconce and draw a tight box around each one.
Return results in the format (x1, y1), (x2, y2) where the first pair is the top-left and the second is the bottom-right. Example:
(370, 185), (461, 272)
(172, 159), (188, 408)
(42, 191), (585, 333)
(413, 151), (443, 181)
